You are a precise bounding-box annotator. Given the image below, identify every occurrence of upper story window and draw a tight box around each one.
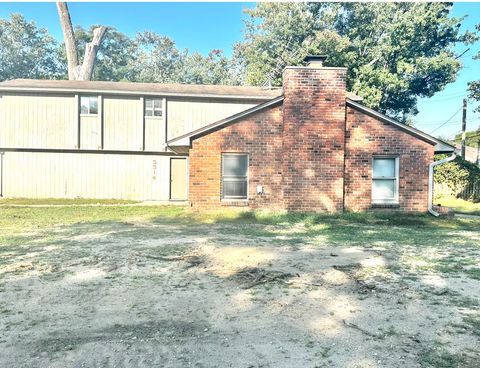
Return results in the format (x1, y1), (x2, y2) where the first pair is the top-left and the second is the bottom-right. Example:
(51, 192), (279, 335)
(80, 96), (98, 115)
(222, 153), (248, 200)
(145, 98), (162, 117)
(372, 157), (399, 204)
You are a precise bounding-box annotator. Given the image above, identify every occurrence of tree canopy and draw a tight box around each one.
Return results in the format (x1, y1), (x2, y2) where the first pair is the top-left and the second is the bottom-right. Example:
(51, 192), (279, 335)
(1, 4), (478, 120)
(468, 24), (480, 113)
(0, 14), (61, 81)
(236, 2), (475, 119)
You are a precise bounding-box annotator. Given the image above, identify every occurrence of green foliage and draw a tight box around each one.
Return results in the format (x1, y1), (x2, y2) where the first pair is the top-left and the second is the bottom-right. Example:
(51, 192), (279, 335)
(467, 24), (480, 113)
(453, 130), (480, 147)
(129, 32), (239, 85)
(237, 3), (475, 119)
(0, 14), (62, 81)
(434, 154), (480, 200)
(1, 14), (239, 85)
(70, 25), (137, 81)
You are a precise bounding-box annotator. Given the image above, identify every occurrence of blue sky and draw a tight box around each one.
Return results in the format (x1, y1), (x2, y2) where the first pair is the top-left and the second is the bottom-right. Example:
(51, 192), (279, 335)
(1, 2), (479, 140)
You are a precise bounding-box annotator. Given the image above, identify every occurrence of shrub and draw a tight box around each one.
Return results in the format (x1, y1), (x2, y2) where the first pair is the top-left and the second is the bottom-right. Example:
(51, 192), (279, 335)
(434, 154), (480, 202)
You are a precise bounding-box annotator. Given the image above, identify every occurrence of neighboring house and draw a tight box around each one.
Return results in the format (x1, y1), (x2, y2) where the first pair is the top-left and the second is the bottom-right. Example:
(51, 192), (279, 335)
(0, 56), (454, 212)
(454, 144), (480, 165)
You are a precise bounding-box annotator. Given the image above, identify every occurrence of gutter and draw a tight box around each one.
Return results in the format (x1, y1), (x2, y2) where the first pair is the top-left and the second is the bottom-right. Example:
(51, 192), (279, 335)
(428, 153), (456, 217)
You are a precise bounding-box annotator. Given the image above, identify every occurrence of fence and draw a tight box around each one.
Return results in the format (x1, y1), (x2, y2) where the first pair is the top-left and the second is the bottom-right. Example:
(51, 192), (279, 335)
(435, 181), (480, 201)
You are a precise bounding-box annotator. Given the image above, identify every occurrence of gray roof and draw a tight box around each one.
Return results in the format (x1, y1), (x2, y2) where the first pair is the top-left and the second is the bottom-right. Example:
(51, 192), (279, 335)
(0, 78), (363, 101)
(0, 79), (282, 100)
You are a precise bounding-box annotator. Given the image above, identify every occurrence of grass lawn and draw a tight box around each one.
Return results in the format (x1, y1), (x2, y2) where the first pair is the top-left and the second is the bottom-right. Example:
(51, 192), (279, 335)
(1, 205), (479, 367)
(434, 195), (480, 216)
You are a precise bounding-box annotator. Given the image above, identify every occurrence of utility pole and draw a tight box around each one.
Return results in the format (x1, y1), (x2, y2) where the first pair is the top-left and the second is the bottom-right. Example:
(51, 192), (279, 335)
(461, 98), (467, 159)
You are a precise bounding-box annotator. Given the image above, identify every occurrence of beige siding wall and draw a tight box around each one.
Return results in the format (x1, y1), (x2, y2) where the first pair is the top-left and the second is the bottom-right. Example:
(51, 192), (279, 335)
(80, 115), (101, 150)
(0, 92), (261, 151)
(103, 97), (143, 151)
(145, 117), (165, 151)
(0, 93), (77, 149)
(0, 151), (181, 200)
(167, 99), (257, 140)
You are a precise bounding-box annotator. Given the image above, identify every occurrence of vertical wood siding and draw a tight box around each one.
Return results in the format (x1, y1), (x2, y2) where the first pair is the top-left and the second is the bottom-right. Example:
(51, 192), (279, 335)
(167, 99), (257, 140)
(0, 93), (77, 149)
(80, 115), (101, 149)
(103, 97), (143, 151)
(145, 117), (166, 151)
(1, 151), (181, 200)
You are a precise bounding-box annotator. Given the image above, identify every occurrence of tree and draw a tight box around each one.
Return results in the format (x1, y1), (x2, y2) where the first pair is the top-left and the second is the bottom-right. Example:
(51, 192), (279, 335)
(56, 2), (106, 80)
(129, 32), (239, 85)
(237, 2), (475, 119)
(0, 14), (61, 81)
(128, 32), (186, 83)
(180, 50), (239, 85)
(453, 130), (480, 147)
(58, 25), (137, 81)
(467, 24), (480, 113)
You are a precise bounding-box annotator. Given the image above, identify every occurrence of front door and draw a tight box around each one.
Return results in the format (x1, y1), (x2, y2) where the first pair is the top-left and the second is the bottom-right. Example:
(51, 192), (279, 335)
(170, 158), (187, 200)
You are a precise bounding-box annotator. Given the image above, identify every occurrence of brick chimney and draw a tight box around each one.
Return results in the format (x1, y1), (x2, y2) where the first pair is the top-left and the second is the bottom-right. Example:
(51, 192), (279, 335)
(281, 55), (347, 212)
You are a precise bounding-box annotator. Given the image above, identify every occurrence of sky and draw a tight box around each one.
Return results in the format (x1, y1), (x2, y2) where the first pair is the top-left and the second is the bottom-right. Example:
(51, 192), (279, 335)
(1, 2), (479, 140)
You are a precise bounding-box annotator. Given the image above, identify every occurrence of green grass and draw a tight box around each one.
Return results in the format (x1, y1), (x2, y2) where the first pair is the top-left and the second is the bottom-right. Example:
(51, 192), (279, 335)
(434, 195), (480, 216)
(1, 204), (479, 279)
(0, 198), (140, 206)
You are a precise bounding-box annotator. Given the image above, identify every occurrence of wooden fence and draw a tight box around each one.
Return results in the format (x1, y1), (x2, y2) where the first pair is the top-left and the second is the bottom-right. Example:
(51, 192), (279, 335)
(435, 181), (480, 201)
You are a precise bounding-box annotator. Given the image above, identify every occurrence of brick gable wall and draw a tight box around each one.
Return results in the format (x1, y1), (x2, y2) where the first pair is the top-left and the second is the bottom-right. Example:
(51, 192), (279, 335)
(188, 106), (284, 210)
(188, 66), (435, 213)
(344, 106), (434, 212)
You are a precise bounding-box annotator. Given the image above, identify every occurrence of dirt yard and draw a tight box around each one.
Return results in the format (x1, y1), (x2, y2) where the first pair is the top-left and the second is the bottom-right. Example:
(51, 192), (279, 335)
(0, 204), (479, 367)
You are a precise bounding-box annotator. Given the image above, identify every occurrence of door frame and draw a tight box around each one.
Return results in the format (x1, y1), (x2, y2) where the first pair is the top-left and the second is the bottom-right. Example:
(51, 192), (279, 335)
(169, 157), (188, 201)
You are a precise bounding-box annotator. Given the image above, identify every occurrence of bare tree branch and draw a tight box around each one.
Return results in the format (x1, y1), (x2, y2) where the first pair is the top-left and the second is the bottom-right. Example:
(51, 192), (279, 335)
(56, 2), (79, 80)
(77, 26), (107, 81)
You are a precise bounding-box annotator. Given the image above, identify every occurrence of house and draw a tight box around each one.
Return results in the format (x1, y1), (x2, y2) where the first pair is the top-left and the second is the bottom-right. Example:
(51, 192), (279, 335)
(0, 56), (454, 212)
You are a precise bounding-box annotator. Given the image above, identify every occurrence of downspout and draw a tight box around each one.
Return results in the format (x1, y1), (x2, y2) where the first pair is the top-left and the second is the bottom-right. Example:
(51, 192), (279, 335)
(428, 153), (456, 216)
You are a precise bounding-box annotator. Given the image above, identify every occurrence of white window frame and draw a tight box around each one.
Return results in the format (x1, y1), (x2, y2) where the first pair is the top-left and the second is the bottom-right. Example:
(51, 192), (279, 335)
(144, 98), (163, 118)
(221, 153), (249, 200)
(371, 156), (399, 205)
(80, 96), (99, 115)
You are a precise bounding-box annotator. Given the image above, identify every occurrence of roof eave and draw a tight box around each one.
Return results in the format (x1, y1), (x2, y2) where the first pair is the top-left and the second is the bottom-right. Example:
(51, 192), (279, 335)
(0, 86), (278, 101)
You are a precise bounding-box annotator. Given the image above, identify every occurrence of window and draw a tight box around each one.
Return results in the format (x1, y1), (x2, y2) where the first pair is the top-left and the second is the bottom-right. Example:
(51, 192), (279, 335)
(222, 154), (248, 200)
(80, 96), (98, 115)
(145, 98), (162, 117)
(372, 157), (399, 204)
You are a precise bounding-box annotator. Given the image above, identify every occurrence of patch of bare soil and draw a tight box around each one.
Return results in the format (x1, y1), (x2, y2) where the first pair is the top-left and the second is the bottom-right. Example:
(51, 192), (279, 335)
(0, 222), (479, 368)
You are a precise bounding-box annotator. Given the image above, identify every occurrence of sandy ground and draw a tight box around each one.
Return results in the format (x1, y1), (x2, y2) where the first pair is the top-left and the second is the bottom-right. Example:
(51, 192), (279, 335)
(1, 220), (479, 368)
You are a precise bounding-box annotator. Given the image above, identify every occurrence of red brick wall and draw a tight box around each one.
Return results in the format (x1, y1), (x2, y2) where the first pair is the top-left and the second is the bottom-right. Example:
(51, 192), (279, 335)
(188, 66), (435, 213)
(344, 105), (434, 212)
(189, 105), (284, 210)
(282, 67), (347, 212)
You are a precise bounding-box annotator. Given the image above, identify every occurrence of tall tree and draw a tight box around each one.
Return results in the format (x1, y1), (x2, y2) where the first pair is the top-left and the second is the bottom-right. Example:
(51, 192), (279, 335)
(467, 24), (480, 113)
(0, 14), (61, 81)
(58, 25), (137, 81)
(128, 33), (239, 85)
(237, 2), (475, 119)
(56, 2), (106, 80)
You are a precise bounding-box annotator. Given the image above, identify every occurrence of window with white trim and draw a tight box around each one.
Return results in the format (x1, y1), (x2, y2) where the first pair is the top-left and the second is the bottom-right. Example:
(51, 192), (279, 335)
(145, 98), (162, 117)
(372, 157), (399, 204)
(80, 96), (98, 115)
(222, 154), (248, 200)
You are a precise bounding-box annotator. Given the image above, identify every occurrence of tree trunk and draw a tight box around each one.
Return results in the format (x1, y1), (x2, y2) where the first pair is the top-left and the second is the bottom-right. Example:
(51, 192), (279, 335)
(77, 26), (107, 81)
(56, 2), (79, 80)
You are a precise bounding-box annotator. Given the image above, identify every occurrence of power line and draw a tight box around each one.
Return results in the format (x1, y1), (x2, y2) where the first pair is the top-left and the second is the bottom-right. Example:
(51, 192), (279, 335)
(429, 106), (463, 134)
